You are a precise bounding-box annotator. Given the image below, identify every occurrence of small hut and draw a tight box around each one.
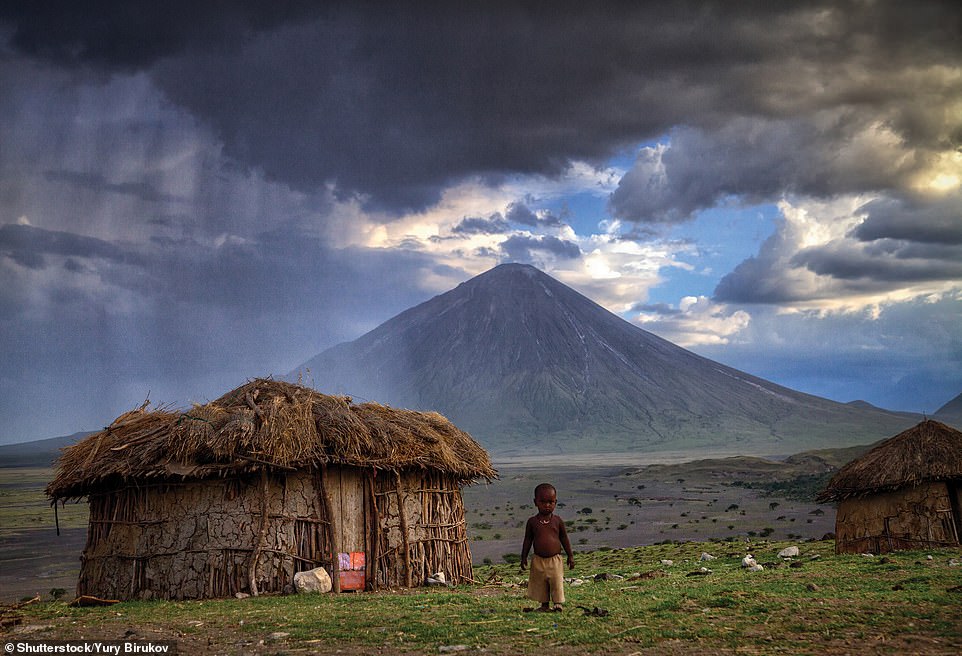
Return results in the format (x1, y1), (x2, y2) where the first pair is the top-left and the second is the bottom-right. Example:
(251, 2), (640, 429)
(46, 379), (496, 600)
(816, 419), (962, 554)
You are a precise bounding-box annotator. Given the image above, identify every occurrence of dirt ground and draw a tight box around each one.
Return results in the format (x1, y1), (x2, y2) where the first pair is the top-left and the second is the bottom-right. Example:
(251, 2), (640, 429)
(0, 460), (837, 604)
(0, 528), (84, 602)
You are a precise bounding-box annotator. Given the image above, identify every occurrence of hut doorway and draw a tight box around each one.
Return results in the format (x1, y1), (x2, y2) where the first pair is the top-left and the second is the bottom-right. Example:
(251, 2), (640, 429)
(949, 483), (962, 544)
(318, 466), (368, 591)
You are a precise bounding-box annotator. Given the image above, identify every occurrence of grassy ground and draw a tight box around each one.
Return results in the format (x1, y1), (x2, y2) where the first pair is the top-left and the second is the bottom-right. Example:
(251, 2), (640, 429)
(4, 540), (961, 655)
(3, 463), (959, 653)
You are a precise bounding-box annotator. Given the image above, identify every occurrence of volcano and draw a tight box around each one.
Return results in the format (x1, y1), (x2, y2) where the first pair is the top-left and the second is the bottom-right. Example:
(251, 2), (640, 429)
(294, 263), (916, 455)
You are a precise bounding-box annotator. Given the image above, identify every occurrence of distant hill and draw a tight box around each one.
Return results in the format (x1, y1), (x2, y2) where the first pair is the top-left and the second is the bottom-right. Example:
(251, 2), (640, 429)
(934, 392), (962, 428)
(0, 431), (90, 468)
(293, 263), (918, 456)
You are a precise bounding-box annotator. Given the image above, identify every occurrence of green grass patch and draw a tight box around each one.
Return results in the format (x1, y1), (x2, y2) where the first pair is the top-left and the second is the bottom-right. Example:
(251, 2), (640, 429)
(8, 540), (962, 654)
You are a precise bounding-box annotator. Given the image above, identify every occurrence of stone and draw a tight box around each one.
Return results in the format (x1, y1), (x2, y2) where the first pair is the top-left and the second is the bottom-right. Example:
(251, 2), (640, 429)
(778, 546), (800, 558)
(294, 567), (332, 594)
(426, 571), (448, 586)
(748, 563), (764, 572)
(660, 559), (674, 566)
(234, 592), (250, 599)
(700, 552), (717, 561)
(438, 646), (469, 653)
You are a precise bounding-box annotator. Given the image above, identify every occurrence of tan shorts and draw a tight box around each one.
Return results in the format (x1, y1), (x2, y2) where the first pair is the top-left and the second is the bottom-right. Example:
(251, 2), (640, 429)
(527, 554), (565, 604)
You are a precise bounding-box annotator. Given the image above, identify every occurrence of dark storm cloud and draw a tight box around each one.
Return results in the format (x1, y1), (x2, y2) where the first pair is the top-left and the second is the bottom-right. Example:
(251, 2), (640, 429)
(0, 1), (319, 69)
(853, 194), (962, 245)
(5, 2), (958, 213)
(0, 223), (134, 269)
(504, 203), (538, 226)
(45, 170), (182, 203)
(713, 253), (808, 304)
(451, 214), (511, 235)
(504, 202), (564, 228)
(792, 240), (962, 283)
(714, 190), (962, 305)
(609, 117), (925, 224)
(501, 235), (580, 262)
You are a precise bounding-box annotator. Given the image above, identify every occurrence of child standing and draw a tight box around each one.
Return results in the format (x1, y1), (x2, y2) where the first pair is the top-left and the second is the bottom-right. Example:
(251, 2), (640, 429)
(520, 482), (575, 612)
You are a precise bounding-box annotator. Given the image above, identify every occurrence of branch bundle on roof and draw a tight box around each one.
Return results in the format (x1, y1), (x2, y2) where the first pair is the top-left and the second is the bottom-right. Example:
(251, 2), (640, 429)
(47, 379), (495, 501)
(816, 419), (962, 502)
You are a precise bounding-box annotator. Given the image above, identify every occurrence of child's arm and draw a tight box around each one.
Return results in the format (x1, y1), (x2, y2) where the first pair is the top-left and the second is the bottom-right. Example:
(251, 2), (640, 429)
(520, 517), (534, 570)
(558, 518), (575, 569)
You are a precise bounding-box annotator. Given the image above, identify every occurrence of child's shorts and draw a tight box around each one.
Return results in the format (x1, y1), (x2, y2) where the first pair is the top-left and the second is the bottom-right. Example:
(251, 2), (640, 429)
(527, 554), (565, 604)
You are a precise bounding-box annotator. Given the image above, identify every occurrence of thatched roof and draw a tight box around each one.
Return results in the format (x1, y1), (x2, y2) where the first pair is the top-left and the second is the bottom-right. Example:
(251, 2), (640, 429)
(816, 419), (962, 502)
(47, 379), (496, 500)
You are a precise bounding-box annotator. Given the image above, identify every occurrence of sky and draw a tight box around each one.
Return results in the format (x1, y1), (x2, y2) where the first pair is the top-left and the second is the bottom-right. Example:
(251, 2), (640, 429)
(1, 2), (961, 444)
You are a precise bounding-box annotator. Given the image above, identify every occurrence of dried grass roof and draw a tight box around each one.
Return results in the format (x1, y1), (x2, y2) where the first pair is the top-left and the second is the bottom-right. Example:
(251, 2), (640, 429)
(47, 379), (496, 500)
(816, 419), (962, 502)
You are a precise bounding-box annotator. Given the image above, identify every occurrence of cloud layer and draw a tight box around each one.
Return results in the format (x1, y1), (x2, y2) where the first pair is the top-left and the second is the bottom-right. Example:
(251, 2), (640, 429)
(1, 2), (960, 441)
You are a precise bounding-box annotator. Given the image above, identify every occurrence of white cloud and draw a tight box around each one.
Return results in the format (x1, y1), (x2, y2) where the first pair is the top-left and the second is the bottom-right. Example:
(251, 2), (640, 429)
(634, 296), (752, 346)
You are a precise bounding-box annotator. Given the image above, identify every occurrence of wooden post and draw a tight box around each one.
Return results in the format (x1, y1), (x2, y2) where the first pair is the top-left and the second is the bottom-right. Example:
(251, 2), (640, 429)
(395, 471), (413, 588)
(249, 468), (270, 596)
(319, 463), (340, 593)
(367, 471), (380, 591)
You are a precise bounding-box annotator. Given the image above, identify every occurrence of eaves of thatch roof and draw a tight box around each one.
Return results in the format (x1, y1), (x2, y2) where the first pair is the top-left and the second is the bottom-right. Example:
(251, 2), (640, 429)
(47, 379), (497, 500)
(816, 419), (962, 503)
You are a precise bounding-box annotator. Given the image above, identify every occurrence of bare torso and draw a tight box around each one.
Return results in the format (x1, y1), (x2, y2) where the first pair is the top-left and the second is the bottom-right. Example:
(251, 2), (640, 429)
(526, 514), (564, 558)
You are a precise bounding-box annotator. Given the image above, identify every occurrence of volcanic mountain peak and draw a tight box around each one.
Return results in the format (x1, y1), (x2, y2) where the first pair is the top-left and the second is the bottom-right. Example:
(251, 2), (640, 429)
(295, 264), (916, 455)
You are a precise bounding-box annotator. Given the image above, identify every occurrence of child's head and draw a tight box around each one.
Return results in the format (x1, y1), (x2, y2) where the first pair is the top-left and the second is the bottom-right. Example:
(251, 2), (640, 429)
(533, 482), (557, 514)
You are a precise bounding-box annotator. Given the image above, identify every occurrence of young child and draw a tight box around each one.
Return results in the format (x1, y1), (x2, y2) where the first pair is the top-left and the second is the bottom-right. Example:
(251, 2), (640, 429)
(520, 482), (575, 612)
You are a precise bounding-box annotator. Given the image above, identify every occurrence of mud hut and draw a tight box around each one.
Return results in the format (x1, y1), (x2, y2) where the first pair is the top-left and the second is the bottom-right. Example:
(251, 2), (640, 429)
(816, 419), (962, 554)
(46, 379), (496, 600)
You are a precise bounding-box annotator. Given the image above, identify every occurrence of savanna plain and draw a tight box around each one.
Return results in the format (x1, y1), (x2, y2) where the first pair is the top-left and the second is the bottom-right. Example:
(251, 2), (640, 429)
(2, 461), (961, 655)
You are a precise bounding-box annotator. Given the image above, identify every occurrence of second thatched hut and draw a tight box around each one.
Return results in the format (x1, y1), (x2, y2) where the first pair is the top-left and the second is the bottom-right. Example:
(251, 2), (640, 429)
(817, 419), (962, 554)
(46, 379), (496, 600)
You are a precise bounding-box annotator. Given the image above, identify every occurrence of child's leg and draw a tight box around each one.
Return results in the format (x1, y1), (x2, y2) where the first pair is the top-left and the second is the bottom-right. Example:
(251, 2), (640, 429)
(546, 554), (565, 610)
(524, 555), (551, 611)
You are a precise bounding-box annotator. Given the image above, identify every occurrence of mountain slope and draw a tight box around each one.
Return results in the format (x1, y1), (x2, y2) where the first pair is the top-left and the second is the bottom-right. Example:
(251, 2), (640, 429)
(934, 392), (962, 428)
(0, 431), (91, 467)
(294, 263), (917, 455)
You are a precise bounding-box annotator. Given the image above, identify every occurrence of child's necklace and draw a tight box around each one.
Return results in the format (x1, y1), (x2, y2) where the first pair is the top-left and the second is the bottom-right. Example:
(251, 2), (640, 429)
(539, 516), (551, 524)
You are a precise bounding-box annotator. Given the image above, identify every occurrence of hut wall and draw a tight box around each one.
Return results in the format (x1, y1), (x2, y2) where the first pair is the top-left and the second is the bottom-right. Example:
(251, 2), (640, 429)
(77, 466), (470, 598)
(371, 470), (473, 589)
(835, 481), (961, 554)
(78, 469), (357, 600)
